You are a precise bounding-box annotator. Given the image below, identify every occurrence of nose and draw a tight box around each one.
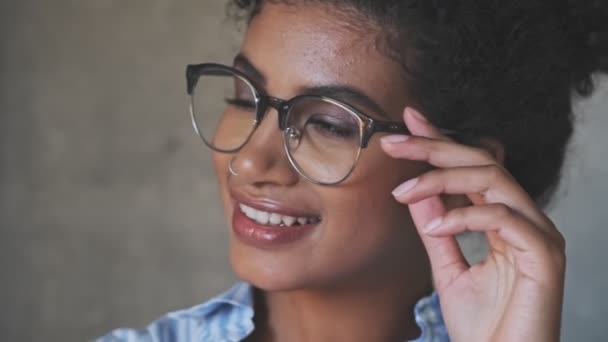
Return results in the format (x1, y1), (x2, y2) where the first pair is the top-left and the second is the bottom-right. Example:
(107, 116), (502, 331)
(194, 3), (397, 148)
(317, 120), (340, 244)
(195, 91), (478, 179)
(230, 107), (300, 187)
(266, 96), (289, 130)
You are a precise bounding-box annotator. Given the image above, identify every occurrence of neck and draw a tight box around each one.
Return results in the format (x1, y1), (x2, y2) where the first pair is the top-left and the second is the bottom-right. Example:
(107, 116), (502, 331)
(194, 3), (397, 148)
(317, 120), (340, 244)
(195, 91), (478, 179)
(250, 271), (433, 342)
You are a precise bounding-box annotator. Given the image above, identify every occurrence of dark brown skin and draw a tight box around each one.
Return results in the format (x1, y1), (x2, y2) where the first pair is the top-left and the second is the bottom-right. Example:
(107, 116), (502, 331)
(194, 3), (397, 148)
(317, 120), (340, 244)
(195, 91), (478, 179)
(212, 3), (566, 342)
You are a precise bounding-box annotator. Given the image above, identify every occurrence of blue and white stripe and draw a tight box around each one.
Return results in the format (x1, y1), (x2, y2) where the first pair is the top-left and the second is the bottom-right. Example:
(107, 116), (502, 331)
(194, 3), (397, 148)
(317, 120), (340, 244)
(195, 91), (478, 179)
(94, 282), (449, 342)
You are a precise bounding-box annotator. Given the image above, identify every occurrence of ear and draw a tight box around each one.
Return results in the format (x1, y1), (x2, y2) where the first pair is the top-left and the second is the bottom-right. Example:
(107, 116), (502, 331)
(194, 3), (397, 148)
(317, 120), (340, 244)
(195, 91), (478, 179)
(442, 136), (506, 210)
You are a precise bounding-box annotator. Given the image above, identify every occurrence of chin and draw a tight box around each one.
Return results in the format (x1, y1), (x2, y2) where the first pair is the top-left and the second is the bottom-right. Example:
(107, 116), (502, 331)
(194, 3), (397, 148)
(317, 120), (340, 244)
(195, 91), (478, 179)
(228, 239), (314, 291)
(225, 196), (333, 291)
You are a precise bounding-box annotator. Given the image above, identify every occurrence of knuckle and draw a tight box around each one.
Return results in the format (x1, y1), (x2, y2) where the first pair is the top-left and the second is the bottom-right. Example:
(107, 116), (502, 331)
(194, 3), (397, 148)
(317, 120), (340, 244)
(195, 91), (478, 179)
(551, 244), (567, 270)
(484, 164), (505, 181)
(426, 140), (441, 154)
(447, 206), (467, 222)
(553, 231), (567, 252)
(540, 232), (567, 270)
(491, 203), (513, 218)
(473, 147), (496, 162)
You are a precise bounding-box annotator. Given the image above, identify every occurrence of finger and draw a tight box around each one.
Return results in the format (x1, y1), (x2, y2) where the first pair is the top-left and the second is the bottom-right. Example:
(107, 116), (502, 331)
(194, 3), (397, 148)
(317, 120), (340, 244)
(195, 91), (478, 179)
(403, 107), (454, 141)
(392, 165), (553, 232)
(381, 134), (497, 169)
(393, 107), (470, 290)
(407, 195), (469, 292)
(423, 203), (566, 282)
(423, 203), (556, 252)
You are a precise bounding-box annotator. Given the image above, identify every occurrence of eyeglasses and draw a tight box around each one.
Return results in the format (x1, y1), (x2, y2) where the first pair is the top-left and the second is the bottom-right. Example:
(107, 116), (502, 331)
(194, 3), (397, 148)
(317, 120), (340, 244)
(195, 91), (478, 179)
(186, 63), (449, 185)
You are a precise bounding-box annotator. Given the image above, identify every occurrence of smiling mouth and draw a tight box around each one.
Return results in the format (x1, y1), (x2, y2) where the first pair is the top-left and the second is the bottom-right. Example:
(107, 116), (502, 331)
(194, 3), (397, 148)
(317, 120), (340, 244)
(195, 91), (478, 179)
(238, 203), (322, 227)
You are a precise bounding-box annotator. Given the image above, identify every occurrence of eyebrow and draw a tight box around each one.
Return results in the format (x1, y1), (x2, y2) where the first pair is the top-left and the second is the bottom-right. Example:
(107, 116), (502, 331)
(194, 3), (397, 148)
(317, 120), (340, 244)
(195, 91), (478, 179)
(233, 53), (266, 85)
(299, 85), (391, 120)
(233, 53), (391, 120)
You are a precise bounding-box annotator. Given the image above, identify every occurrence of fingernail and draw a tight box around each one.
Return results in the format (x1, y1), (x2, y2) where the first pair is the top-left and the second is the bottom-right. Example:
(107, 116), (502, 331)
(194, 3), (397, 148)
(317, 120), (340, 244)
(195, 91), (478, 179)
(406, 107), (429, 123)
(424, 216), (443, 232)
(392, 178), (418, 197)
(381, 135), (410, 144)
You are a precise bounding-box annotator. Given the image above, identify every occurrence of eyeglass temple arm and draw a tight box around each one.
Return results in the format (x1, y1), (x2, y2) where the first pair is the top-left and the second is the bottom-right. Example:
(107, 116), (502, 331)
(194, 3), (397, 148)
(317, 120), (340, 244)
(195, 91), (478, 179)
(373, 121), (410, 134)
(186, 64), (234, 95)
(374, 121), (458, 135)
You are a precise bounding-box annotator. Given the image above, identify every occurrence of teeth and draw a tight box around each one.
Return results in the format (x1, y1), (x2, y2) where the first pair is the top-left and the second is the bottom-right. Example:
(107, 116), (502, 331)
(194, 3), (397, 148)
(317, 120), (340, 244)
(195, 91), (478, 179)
(240, 204), (250, 217)
(238, 203), (318, 227)
(256, 211), (269, 225)
(269, 213), (282, 225)
(283, 216), (296, 227)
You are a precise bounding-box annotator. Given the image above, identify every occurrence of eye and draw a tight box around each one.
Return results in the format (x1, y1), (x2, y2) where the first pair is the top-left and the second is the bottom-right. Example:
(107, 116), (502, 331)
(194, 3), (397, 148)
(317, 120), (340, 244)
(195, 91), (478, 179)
(223, 76), (257, 111)
(307, 114), (358, 139)
(224, 98), (256, 111)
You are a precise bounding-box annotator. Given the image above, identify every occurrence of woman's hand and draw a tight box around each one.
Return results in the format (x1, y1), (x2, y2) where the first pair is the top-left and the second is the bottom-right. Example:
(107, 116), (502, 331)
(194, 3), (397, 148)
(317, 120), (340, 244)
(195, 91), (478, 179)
(381, 108), (566, 342)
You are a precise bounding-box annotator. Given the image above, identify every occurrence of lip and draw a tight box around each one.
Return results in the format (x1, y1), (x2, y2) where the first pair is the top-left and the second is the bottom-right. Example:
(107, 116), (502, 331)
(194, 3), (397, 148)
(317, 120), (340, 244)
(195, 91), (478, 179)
(230, 190), (321, 249)
(230, 189), (321, 218)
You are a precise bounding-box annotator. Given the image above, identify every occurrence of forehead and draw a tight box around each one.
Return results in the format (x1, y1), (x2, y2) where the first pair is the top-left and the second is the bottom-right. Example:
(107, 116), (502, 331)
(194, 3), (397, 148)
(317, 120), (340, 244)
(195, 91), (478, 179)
(240, 3), (410, 119)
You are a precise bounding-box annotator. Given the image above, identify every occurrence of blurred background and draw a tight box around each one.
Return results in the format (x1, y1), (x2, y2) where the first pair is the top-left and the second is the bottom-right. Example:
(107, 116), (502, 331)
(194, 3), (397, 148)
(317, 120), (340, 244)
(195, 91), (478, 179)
(0, 1), (606, 341)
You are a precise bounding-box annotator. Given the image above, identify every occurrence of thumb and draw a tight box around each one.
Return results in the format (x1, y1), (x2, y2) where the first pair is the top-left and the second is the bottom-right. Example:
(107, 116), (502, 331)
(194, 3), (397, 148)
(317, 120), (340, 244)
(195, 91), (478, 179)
(408, 195), (469, 292)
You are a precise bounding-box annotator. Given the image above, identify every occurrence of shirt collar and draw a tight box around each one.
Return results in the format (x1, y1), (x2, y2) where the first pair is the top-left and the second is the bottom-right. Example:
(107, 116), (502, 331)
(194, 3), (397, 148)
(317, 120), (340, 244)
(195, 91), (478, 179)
(196, 282), (255, 341)
(198, 281), (255, 317)
(197, 282), (446, 342)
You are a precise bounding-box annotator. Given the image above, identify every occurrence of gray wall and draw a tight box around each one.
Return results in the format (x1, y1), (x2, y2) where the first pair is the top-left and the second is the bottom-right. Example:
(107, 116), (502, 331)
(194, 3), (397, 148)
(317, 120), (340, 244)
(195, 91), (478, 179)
(0, 1), (606, 341)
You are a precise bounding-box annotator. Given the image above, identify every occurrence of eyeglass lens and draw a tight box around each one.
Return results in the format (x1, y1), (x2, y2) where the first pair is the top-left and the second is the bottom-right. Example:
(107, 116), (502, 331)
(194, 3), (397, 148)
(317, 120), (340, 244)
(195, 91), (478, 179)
(190, 68), (363, 184)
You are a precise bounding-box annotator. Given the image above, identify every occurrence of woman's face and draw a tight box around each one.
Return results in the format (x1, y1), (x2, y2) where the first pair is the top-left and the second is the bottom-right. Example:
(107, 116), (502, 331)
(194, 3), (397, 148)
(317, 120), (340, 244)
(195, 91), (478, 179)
(213, 3), (431, 291)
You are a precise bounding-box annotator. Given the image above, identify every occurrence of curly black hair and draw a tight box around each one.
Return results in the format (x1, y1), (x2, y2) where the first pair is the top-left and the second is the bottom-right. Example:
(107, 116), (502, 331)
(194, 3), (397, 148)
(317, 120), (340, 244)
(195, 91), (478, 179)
(228, 0), (608, 207)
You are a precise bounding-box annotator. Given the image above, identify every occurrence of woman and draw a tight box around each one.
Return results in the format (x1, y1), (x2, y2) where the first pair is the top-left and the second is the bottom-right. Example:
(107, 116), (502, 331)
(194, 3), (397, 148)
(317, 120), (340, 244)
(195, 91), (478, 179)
(98, 0), (607, 341)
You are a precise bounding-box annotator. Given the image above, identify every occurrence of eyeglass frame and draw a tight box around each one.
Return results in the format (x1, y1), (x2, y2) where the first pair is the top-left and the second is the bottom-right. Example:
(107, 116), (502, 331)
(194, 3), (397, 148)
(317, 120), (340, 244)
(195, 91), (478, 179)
(186, 63), (455, 186)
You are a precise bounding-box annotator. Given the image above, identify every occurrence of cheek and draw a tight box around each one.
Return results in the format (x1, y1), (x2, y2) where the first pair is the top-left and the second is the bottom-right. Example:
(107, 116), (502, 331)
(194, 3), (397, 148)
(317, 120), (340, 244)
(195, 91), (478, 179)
(328, 174), (410, 236)
(212, 153), (233, 214)
(345, 143), (428, 201)
(308, 182), (420, 285)
(315, 147), (428, 261)
(346, 147), (428, 230)
(212, 153), (229, 180)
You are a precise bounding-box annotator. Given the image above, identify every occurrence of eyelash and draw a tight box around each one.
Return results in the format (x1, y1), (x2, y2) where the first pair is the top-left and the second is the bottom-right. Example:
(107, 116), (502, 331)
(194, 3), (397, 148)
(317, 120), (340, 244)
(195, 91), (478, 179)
(224, 98), (256, 110)
(308, 115), (357, 139)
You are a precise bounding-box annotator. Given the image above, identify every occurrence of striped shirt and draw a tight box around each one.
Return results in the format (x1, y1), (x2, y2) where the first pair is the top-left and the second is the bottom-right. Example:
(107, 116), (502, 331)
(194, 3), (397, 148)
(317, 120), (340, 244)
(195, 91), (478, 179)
(95, 282), (449, 342)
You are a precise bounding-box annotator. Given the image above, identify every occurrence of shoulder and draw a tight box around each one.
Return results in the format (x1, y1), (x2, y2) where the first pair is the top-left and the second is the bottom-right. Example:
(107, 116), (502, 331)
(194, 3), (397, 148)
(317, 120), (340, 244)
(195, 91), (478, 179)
(93, 282), (255, 342)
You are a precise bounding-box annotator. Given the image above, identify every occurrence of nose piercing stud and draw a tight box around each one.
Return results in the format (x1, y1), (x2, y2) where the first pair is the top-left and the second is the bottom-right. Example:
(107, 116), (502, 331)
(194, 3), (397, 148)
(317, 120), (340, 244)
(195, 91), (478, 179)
(228, 157), (238, 176)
